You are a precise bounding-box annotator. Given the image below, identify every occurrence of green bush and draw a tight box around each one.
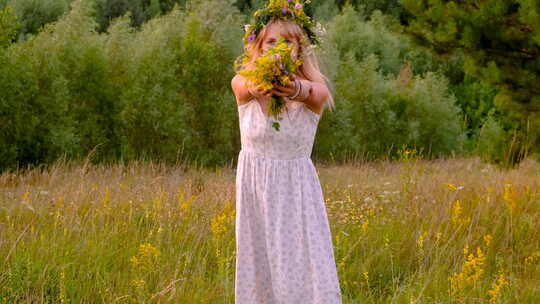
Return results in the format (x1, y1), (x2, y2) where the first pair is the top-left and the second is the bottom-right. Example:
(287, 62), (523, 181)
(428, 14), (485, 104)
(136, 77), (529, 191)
(391, 71), (466, 157)
(326, 5), (403, 76)
(1, 0), (117, 170)
(0, 5), (19, 47)
(314, 5), (466, 161)
(110, 0), (244, 166)
(0, 0), (248, 170)
(2, 0), (72, 39)
(476, 110), (507, 164)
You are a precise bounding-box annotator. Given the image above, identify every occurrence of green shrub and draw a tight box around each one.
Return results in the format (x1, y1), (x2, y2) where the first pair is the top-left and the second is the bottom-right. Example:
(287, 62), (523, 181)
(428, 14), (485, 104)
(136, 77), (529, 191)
(111, 0), (244, 166)
(316, 51), (466, 161)
(3, 0), (72, 39)
(476, 108), (534, 169)
(314, 5), (466, 161)
(1, 0), (118, 170)
(326, 5), (403, 76)
(0, 5), (19, 46)
(390, 71), (466, 157)
(92, 0), (151, 32)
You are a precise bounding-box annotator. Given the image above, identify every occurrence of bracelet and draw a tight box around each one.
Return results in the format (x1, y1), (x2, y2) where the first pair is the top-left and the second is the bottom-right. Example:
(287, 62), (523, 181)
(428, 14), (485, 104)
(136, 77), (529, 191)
(297, 80), (312, 102)
(288, 79), (302, 100)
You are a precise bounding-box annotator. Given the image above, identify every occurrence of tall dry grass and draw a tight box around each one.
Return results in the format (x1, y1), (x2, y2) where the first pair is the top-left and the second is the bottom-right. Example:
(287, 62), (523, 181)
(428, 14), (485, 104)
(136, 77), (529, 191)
(1, 151), (539, 303)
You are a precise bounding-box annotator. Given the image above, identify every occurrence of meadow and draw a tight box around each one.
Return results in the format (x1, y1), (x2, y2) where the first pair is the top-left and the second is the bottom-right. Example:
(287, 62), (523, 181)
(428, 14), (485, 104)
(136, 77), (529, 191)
(1, 149), (539, 303)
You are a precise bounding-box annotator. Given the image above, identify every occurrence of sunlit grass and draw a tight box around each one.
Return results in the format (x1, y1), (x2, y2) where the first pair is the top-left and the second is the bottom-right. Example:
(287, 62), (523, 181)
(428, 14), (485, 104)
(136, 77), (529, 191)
(1, 153), (539, 303)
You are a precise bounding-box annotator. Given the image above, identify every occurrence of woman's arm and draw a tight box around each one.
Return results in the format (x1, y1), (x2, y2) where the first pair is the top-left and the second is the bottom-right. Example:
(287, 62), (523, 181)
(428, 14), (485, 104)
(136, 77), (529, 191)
(231, 74), (253, 106)
(297, 80), (328, 115)
(273, 79), (329, 115)
(231, 74), (272, 105)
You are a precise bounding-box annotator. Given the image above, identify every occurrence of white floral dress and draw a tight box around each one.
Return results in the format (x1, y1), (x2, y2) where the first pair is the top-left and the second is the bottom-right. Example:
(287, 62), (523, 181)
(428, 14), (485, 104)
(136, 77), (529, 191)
(234, 98), (342, 304)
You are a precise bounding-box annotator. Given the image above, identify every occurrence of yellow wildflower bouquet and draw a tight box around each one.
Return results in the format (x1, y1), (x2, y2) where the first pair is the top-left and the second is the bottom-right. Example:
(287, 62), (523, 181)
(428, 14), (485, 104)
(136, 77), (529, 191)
(239, 38), (303, 131)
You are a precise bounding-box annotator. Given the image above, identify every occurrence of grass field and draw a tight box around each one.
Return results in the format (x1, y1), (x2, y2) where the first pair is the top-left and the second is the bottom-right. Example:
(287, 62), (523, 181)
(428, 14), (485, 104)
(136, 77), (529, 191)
(1, 153), (539, 303)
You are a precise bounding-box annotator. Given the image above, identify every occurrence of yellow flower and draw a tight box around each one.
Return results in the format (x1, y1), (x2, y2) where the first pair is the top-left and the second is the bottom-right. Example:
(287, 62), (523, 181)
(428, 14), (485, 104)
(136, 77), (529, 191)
(130, 243), (160, 272)
(131, 279), (145, 289)
(362, 271), (369, 284)
(449, 245), (486, 295)
(435, 232), (442, 244)
(416, 231), (429, 250)
(503, 182), (518, 214)
(445, 182), (458, 191)
(361, 220), (369, 234)
(451, 199), (462, 224)
(451, 199), (470, 226)
(130, 256), (139, 267)
(524, 251), (540, 266)
(487, 268), (509, 303)
(483, 234), (492, 247)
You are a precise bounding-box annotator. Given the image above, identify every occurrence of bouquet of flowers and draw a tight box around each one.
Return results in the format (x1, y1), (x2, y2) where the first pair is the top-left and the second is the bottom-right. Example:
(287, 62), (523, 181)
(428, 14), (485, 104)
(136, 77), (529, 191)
(239, 38), (303, 131)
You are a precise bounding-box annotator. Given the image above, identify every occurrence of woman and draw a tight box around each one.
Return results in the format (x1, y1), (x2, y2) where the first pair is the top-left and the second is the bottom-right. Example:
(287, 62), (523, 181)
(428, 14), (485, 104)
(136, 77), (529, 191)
(230, 1), (342, 303)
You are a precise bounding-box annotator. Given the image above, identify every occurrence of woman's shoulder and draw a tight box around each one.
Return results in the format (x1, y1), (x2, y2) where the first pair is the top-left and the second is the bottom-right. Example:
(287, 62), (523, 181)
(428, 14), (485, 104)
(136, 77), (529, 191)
(231, 73), (245, 89)
(231, 74), (253, 106)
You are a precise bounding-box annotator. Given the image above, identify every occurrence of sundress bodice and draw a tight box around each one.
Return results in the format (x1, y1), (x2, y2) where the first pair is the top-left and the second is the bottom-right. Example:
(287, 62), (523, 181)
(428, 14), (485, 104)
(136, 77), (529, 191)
(237, 98), (321, 160)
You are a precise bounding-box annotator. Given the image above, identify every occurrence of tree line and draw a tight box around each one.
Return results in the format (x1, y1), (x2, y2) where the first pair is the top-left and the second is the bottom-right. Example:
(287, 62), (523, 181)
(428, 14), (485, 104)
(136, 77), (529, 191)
(0, 0), (538, 171)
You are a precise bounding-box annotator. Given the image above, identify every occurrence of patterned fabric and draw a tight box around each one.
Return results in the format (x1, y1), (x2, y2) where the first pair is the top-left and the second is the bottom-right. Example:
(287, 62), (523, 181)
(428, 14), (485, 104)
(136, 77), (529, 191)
(235, 98), (342, 303)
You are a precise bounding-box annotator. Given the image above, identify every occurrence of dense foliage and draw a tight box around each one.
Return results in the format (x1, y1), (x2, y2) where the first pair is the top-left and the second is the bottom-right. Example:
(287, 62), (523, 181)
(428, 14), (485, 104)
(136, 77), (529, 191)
(0, 0), (244, 170)
(1, 0), (537, 170)
(400, 0), (540, 167)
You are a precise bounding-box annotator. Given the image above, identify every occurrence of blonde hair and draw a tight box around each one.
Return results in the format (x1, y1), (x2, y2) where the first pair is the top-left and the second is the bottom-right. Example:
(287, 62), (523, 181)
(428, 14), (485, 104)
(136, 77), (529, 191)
(235, 17), (335, 111)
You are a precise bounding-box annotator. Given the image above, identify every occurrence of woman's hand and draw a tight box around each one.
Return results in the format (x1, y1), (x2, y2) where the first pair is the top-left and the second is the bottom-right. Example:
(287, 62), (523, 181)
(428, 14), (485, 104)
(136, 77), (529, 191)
(248, 82), (273, 98)
(271, 77), (297, 99)
(247, 77), (299, 100)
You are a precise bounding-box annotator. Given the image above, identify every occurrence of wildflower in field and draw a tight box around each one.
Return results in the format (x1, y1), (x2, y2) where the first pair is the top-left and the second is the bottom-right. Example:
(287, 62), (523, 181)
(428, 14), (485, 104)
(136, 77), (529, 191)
(397, 145), (420, 161)
(211, 213), (229, 236)
(210, 201), (235, 239)
(362, 271), (369, 285)
(361, 219), (369, 234)
(449, 245), (486, 295)
(178, 188), (195, 212)
(130, 243), (161, 272)
(451, 199), (462, 224)
(483, 234), (492, 247)
(21, 191), (30, 201)
(435, 232), (442, 245)
(60, 271), (67, 304)
(445, 182), (457, 191)
(451, 199), (470, 226)
(416, 231), (429, 251)
(210, 201), (236, 273)
(524, 251), (540, 266)
(101, 187), (112, 215)
(487, 268), (509, 303)
(503, 182), (518, 214)
(416, 231), (430, 265)
(131, 279), (145, 289)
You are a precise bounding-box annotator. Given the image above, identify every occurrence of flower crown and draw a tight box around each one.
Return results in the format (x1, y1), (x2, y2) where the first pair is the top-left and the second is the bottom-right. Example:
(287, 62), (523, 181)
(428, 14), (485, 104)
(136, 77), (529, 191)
(243, 0), (320, 47)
